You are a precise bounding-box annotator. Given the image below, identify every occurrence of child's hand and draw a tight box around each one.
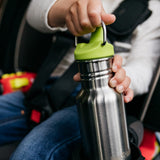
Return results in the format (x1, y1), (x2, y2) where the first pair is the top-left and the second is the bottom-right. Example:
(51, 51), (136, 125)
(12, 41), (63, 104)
(65, 0), (116, 36)
(73, 55), (134, 103)
(48, 0), (115, 36)
(109, 55), (134, 103)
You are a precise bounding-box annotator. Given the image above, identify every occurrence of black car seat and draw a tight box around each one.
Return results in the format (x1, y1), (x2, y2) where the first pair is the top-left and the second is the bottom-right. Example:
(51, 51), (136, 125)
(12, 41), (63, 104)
(14, 17), (53, 73)
(0, 0), (31, 73)
(0, 141), (20, 160)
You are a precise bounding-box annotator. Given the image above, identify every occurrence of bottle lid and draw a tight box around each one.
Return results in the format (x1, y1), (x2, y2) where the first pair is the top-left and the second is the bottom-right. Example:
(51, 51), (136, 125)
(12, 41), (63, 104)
(74, 26), (114, 60)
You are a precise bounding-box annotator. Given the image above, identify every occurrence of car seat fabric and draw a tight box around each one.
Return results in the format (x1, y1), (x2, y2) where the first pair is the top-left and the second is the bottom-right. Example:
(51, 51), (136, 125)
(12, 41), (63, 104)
(15, 21), (53, 73)
(0, 141), (20, 160)
(0, 0), (30, 73)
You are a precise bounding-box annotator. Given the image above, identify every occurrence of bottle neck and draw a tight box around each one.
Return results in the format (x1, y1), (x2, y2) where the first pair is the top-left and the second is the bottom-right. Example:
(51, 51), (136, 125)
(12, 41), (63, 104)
(77, 57), (113, 88)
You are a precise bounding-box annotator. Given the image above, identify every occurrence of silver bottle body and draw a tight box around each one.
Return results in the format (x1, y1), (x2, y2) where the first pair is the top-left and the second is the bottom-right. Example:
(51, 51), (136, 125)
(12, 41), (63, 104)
(76, 57), (131, 160)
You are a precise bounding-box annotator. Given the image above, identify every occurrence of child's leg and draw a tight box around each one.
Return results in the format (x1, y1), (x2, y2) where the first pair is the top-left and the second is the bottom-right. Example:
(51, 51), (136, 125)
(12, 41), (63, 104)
(0, 91), (29, 145)
(10, 105), (81, 160)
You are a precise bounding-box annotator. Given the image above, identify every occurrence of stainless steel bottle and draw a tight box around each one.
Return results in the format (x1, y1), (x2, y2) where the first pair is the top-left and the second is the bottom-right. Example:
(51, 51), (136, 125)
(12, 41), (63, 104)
(74, 23), (131, 160)
(76, 57), (131, 160)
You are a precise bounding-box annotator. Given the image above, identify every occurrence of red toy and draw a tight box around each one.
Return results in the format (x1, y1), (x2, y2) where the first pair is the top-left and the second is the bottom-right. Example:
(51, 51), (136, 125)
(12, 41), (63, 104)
(0, 72), (36, 94)
(140, 129), (157, 160)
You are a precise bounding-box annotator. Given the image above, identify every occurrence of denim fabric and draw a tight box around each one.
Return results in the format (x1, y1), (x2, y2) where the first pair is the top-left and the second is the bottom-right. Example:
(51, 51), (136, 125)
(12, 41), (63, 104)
(10, 106), (81, 160)
(0, 91), (29, 145)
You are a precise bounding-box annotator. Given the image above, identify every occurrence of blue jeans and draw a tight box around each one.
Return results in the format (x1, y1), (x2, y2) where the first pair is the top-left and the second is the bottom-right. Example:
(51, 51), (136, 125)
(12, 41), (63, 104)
(0, 91), (29, 145)
(11, 106), (81, 160)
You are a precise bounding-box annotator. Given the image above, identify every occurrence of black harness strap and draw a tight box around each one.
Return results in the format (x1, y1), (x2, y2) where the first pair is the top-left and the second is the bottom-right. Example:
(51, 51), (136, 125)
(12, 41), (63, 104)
(107, 0), (151, 43)
(24, 36), (74, 125)
(26, 36), (74, 99)
(47, 61), (79, 111)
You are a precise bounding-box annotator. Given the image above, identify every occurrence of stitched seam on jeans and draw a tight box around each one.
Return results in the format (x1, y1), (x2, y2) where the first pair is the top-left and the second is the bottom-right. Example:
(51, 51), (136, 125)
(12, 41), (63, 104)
(49, 135), (81, 160)
(0, 115), (24, 125)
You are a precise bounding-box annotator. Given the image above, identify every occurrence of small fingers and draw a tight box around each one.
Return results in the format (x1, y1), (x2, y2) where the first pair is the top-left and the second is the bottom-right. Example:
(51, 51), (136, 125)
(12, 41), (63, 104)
(112, 55), (123, 72)
(87, 0), (102, 27)
(66, 0), (99, 36)
(70, 3), (84, 35)
(109, 68), (126, 87)
(123, 88), (134, 103)
(73, 73), (81, 82)
(77, 0), (96, 34)
(74, 73), (134, 103)
(115, 76), (131, 93)
(65, 14), (79, 36)
(66, 0), (116, 36)
(101, 12), (116, 25)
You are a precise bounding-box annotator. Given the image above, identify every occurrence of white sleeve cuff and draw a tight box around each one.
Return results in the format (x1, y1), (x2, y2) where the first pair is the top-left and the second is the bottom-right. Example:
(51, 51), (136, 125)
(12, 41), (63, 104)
(26, 0), (67, 33)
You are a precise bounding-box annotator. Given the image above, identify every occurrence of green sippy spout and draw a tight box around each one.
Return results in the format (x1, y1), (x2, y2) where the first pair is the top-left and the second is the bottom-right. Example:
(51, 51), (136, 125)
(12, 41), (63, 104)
(74, 25), (114, 60)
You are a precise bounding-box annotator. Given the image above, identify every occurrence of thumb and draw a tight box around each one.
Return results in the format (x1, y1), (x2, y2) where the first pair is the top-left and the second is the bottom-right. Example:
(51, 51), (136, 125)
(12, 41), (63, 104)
(101, 9), (116, 25)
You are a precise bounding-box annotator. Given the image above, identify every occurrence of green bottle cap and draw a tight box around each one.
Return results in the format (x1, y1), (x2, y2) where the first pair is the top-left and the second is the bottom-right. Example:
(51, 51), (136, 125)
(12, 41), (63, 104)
(74, 27), (114, 60)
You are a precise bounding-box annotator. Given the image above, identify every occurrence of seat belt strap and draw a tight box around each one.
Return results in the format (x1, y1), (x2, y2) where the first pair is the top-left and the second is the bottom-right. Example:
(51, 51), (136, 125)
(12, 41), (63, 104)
(47, 61), (79, 111)
(25, 35), (74, 126)
(26, 36), (74, 100)
(107, 0), (151, 43)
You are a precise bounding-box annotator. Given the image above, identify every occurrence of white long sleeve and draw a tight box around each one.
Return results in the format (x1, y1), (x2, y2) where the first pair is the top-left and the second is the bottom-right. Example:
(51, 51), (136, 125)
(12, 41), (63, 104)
(122, 0), (160, 95)
(26, 0), (67, 33)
